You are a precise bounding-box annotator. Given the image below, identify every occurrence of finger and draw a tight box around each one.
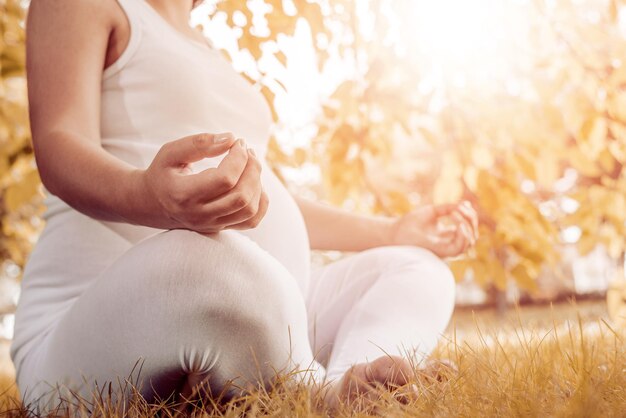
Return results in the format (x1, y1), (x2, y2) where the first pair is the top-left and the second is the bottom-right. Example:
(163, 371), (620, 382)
(160, 132), (237, 167)
(432, 204), (460, 218)
(436, 219), (458, 235)
(448, 225), (470, 256)
(180, 139), (250, 200)
(433, 228), (457, 244)
(189, 150), (261, 220)
(214, 183), (263, 227)
(228, 191), (269, 230)
(457, 217), (475, 247)
(451, 211), (475, 245)
(446, 213), (470, 250)
(459, 222), (473, 252)
(200, 150), (262, 215)
(456, 202), (479, 240)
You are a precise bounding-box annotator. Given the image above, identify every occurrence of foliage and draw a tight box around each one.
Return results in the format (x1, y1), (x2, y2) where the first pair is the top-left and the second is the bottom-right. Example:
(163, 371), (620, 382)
(0, 0), (43, 269)
(2, 0), (626, 292)
(208, 0), (626, 293)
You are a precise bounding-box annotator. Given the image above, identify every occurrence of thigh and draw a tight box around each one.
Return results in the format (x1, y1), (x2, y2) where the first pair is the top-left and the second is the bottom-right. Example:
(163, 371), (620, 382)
(305, 250), (390, 363)
(305, 246), (453, 364)
(26, 229), (314, 410)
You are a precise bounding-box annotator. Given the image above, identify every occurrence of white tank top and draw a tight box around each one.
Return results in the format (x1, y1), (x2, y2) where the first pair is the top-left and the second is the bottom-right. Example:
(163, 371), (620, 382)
(51, 0), (311, 280)
(11, 0), (311, 373)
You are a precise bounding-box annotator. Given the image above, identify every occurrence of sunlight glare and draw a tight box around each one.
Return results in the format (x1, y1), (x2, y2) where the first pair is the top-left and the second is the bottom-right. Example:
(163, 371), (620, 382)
(409, 0), (527, 88)
(413, 0), (493, 57)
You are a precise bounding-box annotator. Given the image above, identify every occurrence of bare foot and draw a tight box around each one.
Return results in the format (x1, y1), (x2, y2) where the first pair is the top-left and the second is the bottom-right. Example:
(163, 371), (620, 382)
(321, 356), (459, 411)
(323, 355), (413, 410)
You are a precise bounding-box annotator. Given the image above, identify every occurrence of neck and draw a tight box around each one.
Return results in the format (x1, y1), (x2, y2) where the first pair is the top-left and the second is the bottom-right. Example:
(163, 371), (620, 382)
(146, 0), (193, 27)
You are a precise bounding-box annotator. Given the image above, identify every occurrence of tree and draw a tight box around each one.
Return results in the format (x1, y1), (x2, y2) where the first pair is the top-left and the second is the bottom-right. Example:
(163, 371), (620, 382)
(0, 0), (42, 270)
(208, 0), (626, 293)
(2, 0), (626, 295)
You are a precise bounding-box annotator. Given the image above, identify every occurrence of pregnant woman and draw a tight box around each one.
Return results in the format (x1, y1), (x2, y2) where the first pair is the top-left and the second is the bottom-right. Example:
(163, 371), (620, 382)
(11, 0), (478, 412)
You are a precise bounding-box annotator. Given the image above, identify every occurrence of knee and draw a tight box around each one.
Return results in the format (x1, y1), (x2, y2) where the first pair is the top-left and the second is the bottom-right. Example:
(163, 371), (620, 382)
(137, 229), (298, 312)
(130, 229), (230, 292)
(135, 229), (302, 366)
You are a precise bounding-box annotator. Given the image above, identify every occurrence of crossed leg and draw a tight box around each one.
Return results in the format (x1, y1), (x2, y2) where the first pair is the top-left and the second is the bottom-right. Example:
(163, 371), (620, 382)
(21, 232), (454, 413)
(305, 246), (456, 402)
(24, 229), (322, 413)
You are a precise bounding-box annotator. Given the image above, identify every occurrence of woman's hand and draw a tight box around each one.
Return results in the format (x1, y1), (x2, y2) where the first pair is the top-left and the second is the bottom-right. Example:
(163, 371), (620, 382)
(389, 202), (479, 258)
(141, 132), (269, 234)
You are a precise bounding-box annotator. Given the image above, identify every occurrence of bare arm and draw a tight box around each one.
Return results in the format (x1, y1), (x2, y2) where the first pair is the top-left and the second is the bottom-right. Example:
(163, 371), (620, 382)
(295, 196), (479, 257)
(27, 0), (143, 222)
(27, 0), (268, 233)
(294, 196), (395, 251)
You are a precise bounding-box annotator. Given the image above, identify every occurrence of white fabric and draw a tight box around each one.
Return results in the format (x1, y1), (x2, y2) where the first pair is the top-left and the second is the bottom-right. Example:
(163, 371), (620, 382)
(10, 0), (456, 411)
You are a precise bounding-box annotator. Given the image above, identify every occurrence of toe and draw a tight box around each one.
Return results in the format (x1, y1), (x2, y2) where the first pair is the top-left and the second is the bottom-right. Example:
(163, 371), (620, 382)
(369, 356), (412, 388)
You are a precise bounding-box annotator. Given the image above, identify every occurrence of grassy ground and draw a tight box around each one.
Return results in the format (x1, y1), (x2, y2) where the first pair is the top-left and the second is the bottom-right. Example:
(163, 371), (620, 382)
(0, 300), (624, 417)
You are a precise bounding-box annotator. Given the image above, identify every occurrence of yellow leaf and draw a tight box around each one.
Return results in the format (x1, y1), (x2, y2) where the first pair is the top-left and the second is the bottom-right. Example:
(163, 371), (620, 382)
(510, 263), (538, 293)
(4, 169), (41, 212)
(578, 116), (608, 159)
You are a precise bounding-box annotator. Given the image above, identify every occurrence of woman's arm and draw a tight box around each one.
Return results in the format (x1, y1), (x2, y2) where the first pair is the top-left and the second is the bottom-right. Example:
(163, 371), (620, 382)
(294, 196), (395, 251)
(27, 0), (135, 220)
(27, 0), (267, 233)
(295, 196), (479, 257)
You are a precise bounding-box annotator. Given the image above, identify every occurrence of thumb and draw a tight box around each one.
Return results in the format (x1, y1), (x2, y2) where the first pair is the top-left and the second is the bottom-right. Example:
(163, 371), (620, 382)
(419, 204), (455, 223)
(432, 203), (459, 218)
(160, 132), (236, 167)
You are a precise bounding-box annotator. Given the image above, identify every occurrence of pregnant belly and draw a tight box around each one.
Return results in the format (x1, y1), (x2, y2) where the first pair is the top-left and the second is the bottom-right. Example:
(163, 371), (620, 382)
(92, 161), (312, 293)
(238, 166), (311, 293)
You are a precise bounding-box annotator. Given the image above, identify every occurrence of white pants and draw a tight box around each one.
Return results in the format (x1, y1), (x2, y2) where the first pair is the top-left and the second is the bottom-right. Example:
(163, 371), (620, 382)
(18, 229), (455, 410)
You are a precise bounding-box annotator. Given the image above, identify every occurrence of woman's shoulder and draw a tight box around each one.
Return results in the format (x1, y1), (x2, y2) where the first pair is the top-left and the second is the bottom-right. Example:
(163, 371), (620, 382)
(27, 0), (124, 34)
(27, 0), (131, 72)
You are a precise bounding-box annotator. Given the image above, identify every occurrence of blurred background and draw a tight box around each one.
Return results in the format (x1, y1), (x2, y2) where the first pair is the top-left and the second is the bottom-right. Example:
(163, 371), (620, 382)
(2, 0), (626, 393)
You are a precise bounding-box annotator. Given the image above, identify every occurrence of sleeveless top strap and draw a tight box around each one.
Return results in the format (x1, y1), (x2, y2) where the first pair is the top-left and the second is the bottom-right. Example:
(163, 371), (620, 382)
(103, 0), (144, 80)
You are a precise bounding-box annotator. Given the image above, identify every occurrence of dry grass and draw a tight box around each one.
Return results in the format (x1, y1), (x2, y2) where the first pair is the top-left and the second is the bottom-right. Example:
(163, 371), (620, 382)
(0, 301), (625, 417)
